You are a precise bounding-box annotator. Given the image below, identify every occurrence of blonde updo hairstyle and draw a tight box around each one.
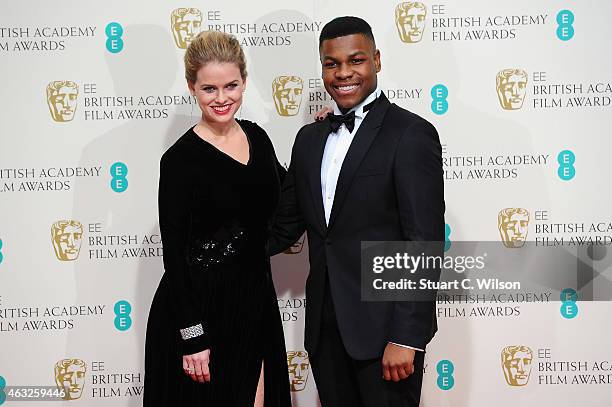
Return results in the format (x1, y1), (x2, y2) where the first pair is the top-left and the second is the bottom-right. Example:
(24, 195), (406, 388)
(184, 31), (248, 84)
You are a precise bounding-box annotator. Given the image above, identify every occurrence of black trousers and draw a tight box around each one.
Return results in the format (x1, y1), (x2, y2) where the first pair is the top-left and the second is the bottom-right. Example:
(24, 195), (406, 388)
(310, 277), (425, 407)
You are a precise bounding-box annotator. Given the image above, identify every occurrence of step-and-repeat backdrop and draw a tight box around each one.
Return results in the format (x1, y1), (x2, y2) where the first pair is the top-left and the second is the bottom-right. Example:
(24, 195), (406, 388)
(1, 1), (610, 406)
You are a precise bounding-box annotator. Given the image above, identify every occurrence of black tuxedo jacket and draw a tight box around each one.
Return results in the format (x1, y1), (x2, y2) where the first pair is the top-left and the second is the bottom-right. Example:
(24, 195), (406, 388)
(269, 94), (445, 360)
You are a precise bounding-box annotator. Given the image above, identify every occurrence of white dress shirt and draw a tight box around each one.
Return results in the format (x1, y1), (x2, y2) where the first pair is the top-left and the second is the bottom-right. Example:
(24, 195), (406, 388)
(320, 87), (380, 225)
(320, 87), (423, 352)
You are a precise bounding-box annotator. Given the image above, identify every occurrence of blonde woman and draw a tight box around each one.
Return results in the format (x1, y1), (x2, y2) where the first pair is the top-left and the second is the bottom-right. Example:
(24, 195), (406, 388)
(144, 31), (291, 406)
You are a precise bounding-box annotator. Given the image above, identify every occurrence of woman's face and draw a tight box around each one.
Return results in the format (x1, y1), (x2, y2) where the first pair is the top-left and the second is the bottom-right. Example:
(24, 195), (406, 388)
(189, 62), (245, 125)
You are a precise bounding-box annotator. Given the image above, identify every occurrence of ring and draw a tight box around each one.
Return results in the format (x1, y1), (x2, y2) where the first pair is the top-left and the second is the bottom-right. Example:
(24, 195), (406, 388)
(186, 368), (195, 374)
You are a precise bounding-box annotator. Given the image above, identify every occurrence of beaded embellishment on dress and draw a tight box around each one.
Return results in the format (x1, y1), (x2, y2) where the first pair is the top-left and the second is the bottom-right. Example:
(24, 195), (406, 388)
(188, 224), (248, 271)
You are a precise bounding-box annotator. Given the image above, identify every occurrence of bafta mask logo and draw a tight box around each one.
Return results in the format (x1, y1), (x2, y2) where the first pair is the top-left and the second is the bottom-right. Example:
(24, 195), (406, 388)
(54, 359), (87, 400)
(51, 220), (83, 261)
(272, 76), (304, 116)
(287, 350), (310, 392)
(395, 2), (427, 43)
(496, 69), (528, 110)
(284, 234), (306, 254)
(498, 208), (529, 248)
(171, 8), (202, 49)
(501, 346), (533, 386)
(46, 81), (78, 122)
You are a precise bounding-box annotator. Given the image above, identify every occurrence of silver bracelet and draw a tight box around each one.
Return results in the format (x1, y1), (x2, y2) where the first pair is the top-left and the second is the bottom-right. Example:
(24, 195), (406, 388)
(180, 323), (204, 340)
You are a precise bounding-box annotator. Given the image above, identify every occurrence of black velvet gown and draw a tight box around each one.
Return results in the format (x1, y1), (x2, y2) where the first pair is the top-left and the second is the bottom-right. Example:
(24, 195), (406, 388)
(144, 120), (291, 406)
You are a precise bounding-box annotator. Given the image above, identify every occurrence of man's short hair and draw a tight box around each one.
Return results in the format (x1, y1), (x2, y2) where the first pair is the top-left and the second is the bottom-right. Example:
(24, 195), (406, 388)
(319, 16), (376, 48)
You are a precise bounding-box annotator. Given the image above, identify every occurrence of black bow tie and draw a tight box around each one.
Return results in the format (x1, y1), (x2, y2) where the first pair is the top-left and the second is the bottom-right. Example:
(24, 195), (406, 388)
(327, 97), (377, 133)
(328, 110), (356, 133)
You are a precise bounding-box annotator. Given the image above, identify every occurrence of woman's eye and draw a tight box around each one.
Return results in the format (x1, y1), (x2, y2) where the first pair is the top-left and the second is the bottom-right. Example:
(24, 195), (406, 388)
(203, 87), (215, 93)
(227, 84), (238, 89)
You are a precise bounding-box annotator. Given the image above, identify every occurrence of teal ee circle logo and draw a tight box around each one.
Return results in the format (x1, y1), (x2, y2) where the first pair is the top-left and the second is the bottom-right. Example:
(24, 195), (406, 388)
(114, 300), (132, 331)
(436, 360), (454, 390)
(105, 22), (124, 53)
(0, 375), (6, 405)
(444, 223), (451, 252)
(0, 238), (4, 265)
(556, 10), (574, 41)
(431, 84), (449, 115)
(557, 150), (575, 181)
(560, 288), (578, 319)
(110, 162), (128, 192)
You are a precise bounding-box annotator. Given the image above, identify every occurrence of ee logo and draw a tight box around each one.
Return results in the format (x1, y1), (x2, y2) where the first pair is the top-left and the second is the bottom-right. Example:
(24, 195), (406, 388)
(110, 162), (128, 193)
(0, 375), (6, 405)
(437, 360), (454, 390)
(557, 150), (575, 181)
(560, 288), (578, 319)
(431, 84), (449, 115)
(444, 224), (451, 252)
(106, 22), (124, 53)
(556, 10), (574, 41)
(114, 300), (132, 331)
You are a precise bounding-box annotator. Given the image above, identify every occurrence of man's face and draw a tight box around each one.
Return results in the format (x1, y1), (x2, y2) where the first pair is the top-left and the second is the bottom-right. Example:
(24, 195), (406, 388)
(274, 80), (303, 116)
(49, 86), (78, 121)
(173, 11), (202, 48)
(56, 363), (86, 399)
(53, 223), (83, 261)
(503, 350), (532, 386)
(397, 5), (427, 43)
(320, 34), (380, 111)
(287, 352), (310, 391)
(498, 74), (527, 109)
(500, 212), (529, 248)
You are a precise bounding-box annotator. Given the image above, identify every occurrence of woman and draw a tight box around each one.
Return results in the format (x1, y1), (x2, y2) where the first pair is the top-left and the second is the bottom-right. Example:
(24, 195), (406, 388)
(144, 31), (291, 406)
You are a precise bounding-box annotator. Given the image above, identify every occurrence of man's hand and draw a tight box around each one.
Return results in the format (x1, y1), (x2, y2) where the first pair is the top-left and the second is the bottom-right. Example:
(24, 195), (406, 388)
(183, 349), (211, 383)
(382, 343), (415, 382)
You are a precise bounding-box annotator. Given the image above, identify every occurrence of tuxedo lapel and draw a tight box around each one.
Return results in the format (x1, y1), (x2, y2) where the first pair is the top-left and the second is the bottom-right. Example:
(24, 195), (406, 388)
(327, 94), (391, 231)
(308, 119), (331, 234)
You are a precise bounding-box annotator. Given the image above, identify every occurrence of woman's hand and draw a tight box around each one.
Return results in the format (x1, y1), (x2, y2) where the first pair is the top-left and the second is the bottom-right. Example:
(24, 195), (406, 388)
(183, 349), (211, 383)
(315, 106), (333, 121)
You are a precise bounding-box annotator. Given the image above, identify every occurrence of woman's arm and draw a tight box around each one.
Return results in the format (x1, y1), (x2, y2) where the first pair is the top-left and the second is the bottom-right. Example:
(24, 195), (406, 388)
(158, 152), (209, 355)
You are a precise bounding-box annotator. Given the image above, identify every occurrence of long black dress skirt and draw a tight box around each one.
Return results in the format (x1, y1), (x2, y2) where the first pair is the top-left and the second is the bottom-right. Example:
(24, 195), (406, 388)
(144, 120), (291, 406)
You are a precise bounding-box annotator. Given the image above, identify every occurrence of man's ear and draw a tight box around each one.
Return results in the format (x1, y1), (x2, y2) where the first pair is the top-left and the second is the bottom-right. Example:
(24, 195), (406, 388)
(374, 49), (381, 73)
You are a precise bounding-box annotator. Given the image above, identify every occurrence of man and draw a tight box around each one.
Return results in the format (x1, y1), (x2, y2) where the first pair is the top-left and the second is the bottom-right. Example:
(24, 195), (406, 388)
(269, 16), (445, 406)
